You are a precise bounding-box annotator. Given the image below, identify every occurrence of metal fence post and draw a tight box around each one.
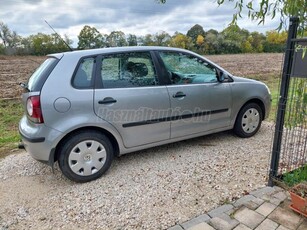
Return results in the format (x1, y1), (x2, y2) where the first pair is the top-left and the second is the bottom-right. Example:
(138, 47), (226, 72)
(268, 17), (299, 186)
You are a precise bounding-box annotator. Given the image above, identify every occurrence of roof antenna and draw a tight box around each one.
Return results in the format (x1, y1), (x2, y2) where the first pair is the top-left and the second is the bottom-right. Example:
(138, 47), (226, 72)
(44, 20), (73, 51)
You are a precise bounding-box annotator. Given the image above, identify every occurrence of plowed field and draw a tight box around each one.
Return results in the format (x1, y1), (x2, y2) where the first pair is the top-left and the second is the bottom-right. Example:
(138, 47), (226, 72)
(0, 53), (283, 99)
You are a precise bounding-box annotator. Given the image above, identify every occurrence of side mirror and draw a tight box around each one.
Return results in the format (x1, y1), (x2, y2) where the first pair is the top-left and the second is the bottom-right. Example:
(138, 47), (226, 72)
(216, 69), (225, 82)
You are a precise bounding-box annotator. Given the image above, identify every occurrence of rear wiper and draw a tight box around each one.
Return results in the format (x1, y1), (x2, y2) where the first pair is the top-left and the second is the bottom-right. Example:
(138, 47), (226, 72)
(19, 82), (29, 91)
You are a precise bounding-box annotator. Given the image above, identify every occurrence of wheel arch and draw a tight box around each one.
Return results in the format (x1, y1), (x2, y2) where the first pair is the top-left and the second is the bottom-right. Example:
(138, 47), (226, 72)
(53, 126), (120, 163)
(233, 99), (265, 138)
(238, 98), (266, 121)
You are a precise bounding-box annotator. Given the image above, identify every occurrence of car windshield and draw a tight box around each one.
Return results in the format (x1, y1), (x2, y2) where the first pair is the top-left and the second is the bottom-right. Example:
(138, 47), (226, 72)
(27, 57), (58, 91)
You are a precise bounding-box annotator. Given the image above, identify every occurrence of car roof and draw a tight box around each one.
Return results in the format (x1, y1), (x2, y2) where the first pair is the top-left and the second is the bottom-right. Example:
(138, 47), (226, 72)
(48, 46), (233, 77)
(48, 46), (191, 59)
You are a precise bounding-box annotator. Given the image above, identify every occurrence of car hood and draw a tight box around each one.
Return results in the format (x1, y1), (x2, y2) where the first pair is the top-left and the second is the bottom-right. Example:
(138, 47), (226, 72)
(232, 76), (264, 85)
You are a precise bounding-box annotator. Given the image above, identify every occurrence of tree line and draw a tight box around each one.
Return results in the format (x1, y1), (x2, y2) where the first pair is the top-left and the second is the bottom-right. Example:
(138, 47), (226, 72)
(0, 21), (287, 56)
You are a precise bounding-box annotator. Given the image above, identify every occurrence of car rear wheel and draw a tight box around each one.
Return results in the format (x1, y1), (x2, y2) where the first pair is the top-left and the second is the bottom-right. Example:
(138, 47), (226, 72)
(234, 103), (263, 138)
(58, 131), (113, 183)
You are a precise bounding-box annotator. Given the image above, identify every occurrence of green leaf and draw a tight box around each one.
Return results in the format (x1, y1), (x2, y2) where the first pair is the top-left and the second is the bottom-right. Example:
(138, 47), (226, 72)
(247, 1), (253, 10)
(302, 47), (307, 59)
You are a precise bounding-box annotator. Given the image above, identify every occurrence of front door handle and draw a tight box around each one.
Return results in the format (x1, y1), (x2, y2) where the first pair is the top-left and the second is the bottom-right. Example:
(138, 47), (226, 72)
(98, 97), (117, 104)
(173, 92), (186, 98)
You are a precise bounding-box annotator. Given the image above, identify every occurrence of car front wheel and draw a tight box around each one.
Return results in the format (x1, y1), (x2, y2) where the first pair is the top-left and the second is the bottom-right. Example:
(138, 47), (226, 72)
(58, 130), (113, 183)
(234, 103), (263, 138)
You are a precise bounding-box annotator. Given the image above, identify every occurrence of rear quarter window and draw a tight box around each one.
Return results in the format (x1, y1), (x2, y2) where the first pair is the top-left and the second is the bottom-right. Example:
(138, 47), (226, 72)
(27, 57), (59, 92)
(72, 57), (95, 89)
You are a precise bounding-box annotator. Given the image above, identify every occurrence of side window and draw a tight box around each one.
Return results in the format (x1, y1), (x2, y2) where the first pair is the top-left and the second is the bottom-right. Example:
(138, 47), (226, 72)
(159, 52), (218, 84)
(73, 57), (95, 88)
(100, 52), (158, 88)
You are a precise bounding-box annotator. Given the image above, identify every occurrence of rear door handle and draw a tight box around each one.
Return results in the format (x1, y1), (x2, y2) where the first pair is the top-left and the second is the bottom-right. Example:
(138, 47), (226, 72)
(98, 97), (117, 104)
(173, 92), (186, 98)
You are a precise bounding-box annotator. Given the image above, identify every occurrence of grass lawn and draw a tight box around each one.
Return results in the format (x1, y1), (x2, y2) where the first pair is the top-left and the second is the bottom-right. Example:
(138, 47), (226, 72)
(249, 74), (280, 122)
(0, 99), (23, 158)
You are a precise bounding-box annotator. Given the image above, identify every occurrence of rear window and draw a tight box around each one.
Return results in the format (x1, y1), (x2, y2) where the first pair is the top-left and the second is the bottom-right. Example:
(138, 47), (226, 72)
(27, 57), (59, 92)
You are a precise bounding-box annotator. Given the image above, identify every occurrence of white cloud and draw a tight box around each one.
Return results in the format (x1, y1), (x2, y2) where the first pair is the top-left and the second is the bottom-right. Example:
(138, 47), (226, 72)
(1, 0), (281, 47)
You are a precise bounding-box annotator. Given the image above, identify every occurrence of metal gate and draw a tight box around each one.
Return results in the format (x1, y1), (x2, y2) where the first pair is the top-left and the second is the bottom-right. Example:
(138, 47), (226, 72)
(269, 17), (307, 186)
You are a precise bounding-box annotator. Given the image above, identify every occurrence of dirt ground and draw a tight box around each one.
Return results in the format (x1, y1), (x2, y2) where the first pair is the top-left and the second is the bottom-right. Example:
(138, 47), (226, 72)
(0, 53), (285, 229)
(207, 53), (284, 77)
(0, 122), (274, 230)
(0, 53), (283, 99)
(0, 56), (46, 99)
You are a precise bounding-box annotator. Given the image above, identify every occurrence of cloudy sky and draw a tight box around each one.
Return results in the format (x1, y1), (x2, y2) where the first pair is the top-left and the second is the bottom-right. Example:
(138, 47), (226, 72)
(1, 0), (280, 47)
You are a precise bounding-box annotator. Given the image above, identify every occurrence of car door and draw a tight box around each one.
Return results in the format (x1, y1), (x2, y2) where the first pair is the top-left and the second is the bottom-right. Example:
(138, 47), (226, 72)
(93, 51), (171, 148)
(157, 51), (232, 139)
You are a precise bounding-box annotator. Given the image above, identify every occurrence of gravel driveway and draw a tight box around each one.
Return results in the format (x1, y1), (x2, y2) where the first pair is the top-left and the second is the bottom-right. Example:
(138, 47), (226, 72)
(0, 122), (274, 230)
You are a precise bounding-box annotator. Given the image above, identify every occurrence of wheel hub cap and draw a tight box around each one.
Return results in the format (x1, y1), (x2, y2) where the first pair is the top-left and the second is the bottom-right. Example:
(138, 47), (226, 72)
(68, 140), (106, 176)
(84, 154), (92, 162)
(241, 108), (260, 134)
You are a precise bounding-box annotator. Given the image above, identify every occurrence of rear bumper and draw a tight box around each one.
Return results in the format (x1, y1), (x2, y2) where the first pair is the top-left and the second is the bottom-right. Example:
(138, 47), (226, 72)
(19, 131), (45, 143)
(19, 115), (62, 165)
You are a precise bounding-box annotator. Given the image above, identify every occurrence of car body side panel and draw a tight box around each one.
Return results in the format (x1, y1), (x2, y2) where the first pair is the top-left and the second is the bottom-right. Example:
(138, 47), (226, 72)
(19, 47), (272, 167)
(119, 125), (232, 155)
(166, 83), (232, 138)
(19, 115), (63, 162)
(40, 54), (93, 132)
(39, 53), (270, 156)
(94, 87), (171, 148)
(38, 54), (127, 152)
(229, 76), (271, 125)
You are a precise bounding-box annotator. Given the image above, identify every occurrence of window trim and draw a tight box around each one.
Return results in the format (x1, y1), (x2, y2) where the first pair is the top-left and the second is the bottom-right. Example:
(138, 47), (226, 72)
(27, 57), (60, 92)
(94, 51), (160, 89)
(71, 55), (97, 90)
(155, 50), (234, 85)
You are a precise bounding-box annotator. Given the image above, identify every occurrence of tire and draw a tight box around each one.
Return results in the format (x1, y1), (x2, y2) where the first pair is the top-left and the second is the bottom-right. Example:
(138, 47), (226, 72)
(58, 130), (114, 183)
(234, 103), (263, 138)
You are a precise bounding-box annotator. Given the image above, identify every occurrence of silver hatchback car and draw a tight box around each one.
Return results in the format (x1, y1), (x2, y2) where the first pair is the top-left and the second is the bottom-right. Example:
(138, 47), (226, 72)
(19, 46), (271, 182)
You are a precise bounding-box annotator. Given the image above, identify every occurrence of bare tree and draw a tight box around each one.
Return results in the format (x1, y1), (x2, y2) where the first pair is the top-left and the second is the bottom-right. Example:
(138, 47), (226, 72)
(0, 21), (21, 48)
(0, 22), (11, 47)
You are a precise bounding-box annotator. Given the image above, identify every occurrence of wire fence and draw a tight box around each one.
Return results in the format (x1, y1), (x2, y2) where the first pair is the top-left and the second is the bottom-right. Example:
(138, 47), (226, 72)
(269, 17), (307, 186)
(278, 76), (307, 175)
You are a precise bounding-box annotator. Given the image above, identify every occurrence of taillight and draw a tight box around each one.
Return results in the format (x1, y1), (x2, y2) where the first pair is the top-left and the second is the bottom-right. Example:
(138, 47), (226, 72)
(26, 96), (44, 123)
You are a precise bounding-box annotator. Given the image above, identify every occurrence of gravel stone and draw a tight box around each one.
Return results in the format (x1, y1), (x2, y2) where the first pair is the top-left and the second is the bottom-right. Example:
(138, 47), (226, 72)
(0, 122), (274, 229)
